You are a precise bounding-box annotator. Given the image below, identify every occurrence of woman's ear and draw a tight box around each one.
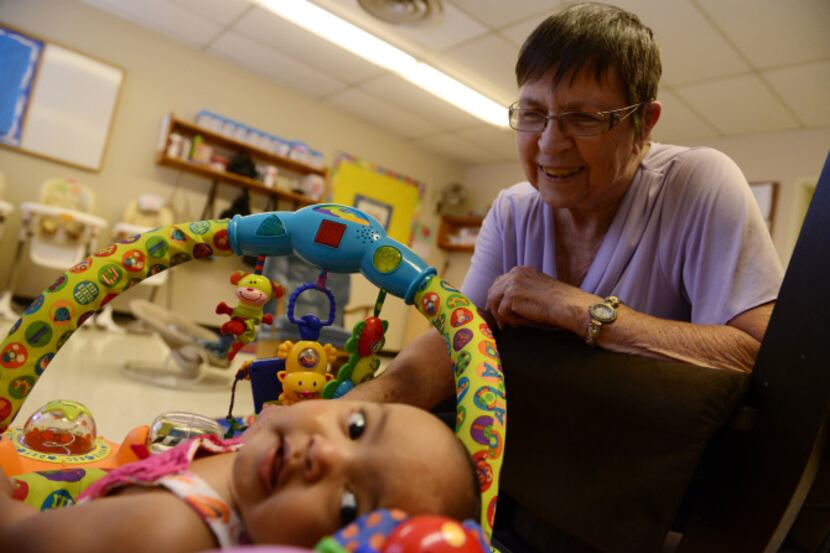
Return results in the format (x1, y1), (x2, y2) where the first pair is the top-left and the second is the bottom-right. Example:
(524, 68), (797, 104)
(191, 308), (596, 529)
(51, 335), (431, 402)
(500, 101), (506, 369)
(641, 100), (662, 140)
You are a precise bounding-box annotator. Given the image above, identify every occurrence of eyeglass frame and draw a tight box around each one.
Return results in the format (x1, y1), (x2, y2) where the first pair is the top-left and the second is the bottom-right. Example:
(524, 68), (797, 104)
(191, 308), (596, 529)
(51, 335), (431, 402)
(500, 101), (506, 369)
(507, 101), (650, 136)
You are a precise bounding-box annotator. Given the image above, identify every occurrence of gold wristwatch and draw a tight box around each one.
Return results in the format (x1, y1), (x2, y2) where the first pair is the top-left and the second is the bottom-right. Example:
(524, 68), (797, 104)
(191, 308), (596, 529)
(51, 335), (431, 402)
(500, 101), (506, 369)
(586, 296), (621, 346)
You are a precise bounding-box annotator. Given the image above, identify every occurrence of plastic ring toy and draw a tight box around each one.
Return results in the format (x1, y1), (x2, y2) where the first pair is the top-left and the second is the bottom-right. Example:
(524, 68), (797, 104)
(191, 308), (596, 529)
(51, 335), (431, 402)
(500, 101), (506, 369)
(0, 203), (506, 538)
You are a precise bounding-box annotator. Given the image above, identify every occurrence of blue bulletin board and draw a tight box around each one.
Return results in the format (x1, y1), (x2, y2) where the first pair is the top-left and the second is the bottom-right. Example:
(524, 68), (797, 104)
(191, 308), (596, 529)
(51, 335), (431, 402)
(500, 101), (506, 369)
(0, 27), (42, 146)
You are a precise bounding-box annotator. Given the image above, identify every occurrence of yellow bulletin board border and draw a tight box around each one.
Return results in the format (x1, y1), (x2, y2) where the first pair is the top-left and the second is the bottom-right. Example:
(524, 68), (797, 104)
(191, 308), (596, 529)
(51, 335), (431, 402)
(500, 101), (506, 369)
(329, 152), (425, 246)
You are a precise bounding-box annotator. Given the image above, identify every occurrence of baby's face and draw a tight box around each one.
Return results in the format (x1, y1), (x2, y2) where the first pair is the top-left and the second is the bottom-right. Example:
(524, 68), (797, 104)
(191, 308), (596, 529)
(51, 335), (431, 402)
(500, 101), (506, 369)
(232, 400), (470, 547)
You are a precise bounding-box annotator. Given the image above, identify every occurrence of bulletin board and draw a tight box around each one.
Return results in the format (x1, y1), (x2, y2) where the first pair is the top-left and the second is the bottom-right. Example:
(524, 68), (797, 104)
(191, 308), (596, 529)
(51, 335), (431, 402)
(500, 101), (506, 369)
(0, 24), (124, 172)
(329, 153), (425, 245)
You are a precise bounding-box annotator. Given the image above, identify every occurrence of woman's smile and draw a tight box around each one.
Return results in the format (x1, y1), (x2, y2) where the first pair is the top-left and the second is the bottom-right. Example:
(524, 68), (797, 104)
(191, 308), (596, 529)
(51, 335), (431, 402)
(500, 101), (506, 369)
(539, 165), (584, 180)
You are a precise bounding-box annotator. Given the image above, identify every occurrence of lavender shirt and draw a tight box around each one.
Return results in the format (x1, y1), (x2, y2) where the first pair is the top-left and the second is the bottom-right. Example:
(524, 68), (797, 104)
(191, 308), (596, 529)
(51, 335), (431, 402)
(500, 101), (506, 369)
(462, 143), (783, 325)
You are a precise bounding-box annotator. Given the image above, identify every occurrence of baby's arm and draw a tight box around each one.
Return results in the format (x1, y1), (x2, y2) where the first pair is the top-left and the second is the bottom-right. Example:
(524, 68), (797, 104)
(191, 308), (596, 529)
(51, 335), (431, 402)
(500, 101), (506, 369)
(0, 486), (217, 553)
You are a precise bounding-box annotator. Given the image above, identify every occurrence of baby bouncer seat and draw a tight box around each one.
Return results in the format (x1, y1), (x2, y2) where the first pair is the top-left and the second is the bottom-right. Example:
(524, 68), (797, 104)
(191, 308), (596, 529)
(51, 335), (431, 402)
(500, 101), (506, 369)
(0, 177), (107, 321)
(95, 194), (175, 332)
(120, 298), (232, 391)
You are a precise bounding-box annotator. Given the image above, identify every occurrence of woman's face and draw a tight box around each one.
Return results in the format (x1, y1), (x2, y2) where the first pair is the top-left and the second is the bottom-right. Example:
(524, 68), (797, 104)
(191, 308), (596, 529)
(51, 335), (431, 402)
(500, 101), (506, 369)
(515, 67), (656, 211)
(232, 400), (472, 547)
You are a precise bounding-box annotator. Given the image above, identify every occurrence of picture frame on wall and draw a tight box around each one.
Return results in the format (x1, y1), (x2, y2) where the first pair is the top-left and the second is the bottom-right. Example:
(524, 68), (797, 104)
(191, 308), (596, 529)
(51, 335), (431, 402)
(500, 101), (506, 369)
(749, 181), (779, 233)
(354, 194), (393, 231)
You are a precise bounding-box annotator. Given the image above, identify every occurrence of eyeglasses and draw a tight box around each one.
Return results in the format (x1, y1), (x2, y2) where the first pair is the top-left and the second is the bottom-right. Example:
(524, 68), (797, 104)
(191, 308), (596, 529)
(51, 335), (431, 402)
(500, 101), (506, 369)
(508, 101), (647, 136)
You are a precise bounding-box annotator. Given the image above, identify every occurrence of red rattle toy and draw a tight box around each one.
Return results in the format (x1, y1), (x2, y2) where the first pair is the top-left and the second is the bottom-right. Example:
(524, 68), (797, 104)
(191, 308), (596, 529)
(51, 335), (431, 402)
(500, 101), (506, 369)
(383, 516), (487, 553)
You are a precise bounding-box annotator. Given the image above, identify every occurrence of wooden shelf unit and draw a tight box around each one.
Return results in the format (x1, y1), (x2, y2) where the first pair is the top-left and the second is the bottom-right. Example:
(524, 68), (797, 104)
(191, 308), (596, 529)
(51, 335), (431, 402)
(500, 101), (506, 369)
(156, 114), (326, 215)
(437, 214), (483, 252)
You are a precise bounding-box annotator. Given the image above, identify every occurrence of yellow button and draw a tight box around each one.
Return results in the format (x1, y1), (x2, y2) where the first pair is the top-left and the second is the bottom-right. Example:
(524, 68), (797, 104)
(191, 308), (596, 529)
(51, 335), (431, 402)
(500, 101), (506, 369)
(373, 246), (402, 273)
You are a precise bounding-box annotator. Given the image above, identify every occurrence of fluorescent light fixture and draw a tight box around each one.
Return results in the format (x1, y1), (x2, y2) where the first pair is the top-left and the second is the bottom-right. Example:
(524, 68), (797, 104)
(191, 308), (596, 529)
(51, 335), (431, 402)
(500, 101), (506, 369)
(256, 0), (508, 128)
(400, 63), (506, 127)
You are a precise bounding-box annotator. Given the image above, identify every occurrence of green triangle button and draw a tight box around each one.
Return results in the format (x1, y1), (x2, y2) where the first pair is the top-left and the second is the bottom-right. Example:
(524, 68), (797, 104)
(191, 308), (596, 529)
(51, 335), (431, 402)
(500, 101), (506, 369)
(256, 215), (286, 236)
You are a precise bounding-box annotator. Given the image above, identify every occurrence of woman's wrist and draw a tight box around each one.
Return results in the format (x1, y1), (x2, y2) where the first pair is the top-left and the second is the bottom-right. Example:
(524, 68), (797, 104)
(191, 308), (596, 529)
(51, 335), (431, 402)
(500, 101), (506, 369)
(559, 290), (600, 336)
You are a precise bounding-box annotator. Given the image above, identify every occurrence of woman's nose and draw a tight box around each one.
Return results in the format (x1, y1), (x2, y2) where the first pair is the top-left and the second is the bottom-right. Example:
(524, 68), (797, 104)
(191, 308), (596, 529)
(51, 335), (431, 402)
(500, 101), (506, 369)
(537, 116), (573, 152)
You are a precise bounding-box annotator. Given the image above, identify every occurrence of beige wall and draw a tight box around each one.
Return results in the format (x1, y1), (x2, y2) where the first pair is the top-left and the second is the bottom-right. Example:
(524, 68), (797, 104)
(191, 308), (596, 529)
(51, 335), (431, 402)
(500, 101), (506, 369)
(698, 129), (830, 267)
(459, 128), (830, 274)
(0, 0), (466, 350)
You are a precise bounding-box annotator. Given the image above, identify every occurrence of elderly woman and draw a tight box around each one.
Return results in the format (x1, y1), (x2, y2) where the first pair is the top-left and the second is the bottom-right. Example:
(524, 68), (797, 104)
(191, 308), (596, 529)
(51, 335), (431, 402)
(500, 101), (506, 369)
(350, 1), (782, 409)
(349, 3), (784, 550)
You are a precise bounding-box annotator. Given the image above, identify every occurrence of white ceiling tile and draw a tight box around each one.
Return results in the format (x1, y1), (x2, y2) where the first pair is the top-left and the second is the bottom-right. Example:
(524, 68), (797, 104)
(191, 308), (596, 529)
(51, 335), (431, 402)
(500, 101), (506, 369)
(695, 0), (830, 69)
(207, 31), (346, 99)
(650, 89), (719, 145)
(455, 125), (517, 161)
(169, 0), (252, 26)
(500, 15), (547, 47)
(81, 0), (222, 48)
(415, 133), (499, 165)
(232, 6), (384, 84)
(450, 0), (561, 28)
(612, 0), (750, 86)
(442, 34), (519, 106)
(390, 2), (489, 51)
(764, 61), (830, 128)
(675, 74), (800, 136)
(359, 74), (483, 131)
(325, 88), (442, 139)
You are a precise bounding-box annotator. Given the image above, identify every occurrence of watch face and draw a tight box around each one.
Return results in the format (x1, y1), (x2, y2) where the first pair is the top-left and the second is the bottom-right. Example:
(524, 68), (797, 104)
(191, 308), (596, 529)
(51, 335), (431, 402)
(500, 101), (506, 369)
(589, 303), (616, 323)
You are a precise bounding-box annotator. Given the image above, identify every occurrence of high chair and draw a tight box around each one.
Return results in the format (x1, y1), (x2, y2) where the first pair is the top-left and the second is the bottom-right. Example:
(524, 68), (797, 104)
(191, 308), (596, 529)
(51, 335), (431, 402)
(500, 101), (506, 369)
(0, 172), (14, 318)
(0, 177), (107, 321)
(94, 194), (175, 332)
(0, 170), (13, 241)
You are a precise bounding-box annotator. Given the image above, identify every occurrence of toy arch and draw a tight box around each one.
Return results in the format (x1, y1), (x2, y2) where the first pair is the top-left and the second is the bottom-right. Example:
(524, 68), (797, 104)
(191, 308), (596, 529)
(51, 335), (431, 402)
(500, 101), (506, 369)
(0, 203), (506, 538)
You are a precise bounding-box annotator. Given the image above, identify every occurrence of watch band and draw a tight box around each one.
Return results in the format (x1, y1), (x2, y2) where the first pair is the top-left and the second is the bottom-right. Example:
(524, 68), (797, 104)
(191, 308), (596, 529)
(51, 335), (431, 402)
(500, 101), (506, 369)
(585, 295), (621, 346)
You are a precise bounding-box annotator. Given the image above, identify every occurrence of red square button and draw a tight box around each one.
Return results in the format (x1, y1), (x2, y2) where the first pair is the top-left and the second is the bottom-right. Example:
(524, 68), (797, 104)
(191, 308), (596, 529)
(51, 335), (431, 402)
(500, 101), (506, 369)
(314, 219), (346, 248)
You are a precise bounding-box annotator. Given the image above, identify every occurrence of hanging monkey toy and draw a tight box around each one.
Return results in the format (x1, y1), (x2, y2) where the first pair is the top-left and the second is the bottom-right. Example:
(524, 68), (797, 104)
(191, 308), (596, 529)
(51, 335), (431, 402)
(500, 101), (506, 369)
(215, 257), (284, 361)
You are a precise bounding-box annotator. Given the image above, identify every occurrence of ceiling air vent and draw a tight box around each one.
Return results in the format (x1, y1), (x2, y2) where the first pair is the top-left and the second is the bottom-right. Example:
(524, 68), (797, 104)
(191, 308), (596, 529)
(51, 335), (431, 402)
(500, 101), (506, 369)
(357, 0), (443, 26)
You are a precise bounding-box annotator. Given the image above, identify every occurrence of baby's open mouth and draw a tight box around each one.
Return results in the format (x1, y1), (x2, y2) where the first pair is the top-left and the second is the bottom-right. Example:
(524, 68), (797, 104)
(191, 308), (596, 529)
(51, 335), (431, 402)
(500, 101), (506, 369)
(260, 435), (286, 494)
(540, 165), (582, 179)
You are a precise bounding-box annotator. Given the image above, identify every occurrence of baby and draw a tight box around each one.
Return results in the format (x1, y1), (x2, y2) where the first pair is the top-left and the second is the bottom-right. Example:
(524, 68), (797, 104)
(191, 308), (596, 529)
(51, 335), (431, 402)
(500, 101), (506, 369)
(0, 400), (481, 552)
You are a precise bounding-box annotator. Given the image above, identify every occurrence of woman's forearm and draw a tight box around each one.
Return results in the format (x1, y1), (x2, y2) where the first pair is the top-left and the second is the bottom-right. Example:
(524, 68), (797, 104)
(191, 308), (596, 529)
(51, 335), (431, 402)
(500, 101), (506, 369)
(0, 484), (38, 549)
(345, 329), (454, 409)
(594, 305), (762, 373)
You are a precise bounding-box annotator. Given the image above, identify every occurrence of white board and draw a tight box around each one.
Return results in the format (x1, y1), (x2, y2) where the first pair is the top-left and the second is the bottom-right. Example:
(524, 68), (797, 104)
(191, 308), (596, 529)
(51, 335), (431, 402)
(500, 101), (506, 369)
(20, 43), (123, 171)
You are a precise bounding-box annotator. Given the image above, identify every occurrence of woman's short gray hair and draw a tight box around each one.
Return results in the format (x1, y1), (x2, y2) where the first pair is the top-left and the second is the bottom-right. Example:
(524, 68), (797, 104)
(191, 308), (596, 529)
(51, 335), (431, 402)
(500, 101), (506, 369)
(516, 2), (662, 136)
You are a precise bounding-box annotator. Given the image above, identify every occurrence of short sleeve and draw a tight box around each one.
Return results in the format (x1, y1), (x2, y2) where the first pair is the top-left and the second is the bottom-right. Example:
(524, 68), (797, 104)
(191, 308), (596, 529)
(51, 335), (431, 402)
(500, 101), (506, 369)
(660, 148), (783, 324)
(461, 190), (513, 309)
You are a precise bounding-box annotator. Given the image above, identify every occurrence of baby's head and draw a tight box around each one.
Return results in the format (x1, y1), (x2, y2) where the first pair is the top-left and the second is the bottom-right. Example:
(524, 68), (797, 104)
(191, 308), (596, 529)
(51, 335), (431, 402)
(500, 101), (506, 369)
(233, 400), (481, 547)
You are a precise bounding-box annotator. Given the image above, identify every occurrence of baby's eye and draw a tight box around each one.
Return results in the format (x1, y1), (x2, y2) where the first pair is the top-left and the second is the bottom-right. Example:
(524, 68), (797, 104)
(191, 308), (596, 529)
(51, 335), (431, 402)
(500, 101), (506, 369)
(339, 489), (359, 526)
(347, 411), (366, 440)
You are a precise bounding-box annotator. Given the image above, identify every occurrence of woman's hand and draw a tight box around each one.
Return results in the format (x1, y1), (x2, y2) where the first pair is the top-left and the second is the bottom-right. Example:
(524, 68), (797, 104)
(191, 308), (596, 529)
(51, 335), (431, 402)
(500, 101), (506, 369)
(484, 266), (596, 333)
(0, 467), (13, 497)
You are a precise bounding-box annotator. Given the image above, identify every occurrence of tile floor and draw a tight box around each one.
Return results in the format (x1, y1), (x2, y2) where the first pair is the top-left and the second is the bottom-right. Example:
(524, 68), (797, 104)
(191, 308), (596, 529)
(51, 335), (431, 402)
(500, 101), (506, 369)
(4, 322), (255, 442)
